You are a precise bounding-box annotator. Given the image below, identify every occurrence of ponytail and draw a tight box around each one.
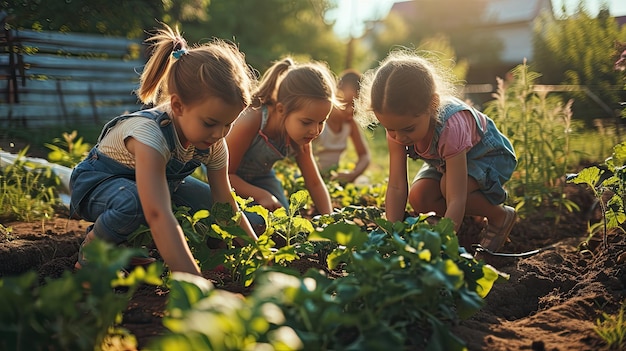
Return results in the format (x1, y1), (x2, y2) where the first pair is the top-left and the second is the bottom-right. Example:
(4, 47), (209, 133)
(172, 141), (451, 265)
(136, 23), (255, 109)
(137, 24), (187, 106)
(250, 58), (294, 108)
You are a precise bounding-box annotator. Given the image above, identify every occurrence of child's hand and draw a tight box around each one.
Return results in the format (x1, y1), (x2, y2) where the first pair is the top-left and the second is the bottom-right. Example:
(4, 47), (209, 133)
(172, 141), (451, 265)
(331, 171), (355, 184)
(258, 193), (283, 211)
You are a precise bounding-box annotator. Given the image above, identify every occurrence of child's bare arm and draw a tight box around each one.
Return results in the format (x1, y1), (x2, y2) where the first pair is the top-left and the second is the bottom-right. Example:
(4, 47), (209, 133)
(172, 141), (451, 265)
(347, 120), (371, 180)
(130, 138), (202, 276)
(442, 151), (468, 232)
(225, 109), (279, 207)
(385, 133), (409, 222)
(297, 143), (332, 214)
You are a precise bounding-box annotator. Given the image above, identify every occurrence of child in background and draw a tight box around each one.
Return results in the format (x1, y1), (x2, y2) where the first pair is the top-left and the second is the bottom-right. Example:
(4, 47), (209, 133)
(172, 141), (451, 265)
(70, 24), (258, 277)
(614, 41), (626, 71)
(226, 57), (338, 227)
(355, 50), (518, 254)
(314, 69), (370, 183)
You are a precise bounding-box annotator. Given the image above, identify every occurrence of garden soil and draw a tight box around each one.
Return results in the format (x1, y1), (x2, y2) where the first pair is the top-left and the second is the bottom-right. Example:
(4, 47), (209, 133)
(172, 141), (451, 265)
(0, 137), (623, 350)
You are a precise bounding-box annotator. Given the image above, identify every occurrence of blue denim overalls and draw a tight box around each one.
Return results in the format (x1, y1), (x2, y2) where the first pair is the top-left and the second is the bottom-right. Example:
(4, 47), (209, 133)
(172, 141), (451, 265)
(408, 97), (517, 205)
(69, 108), (213, 244)
(236, 105), (296, 208)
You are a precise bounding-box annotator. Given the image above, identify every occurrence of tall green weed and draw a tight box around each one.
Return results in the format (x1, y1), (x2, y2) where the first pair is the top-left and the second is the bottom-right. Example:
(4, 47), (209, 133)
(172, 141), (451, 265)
(45, 130), (91, 168)
(484, 62), (581, 220)
(0, 147), (59, 222)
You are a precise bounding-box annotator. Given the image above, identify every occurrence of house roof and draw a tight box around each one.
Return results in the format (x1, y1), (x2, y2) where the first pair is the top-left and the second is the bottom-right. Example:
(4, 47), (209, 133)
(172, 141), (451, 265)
(389, 0), (552, 25)
(482, 0), (551, 23)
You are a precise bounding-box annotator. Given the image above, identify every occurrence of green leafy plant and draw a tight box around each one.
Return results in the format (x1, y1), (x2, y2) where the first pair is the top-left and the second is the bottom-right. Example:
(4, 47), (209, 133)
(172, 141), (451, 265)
(148, 272), (304, 351)
(326, 179), (386, 208)
(127, 198), (274, 287)
(484, 61), (581, 221)
(0, 223), (13, 241)
(45, 130), (91, 168)
(0, 239), (163, 351)
(274, 158), (307, 197)
(306, 214), (506, 350)
(149, 213), (506, 351)
(595, 300), (626, 350)
(0, 147), (60, 222)
(567, 141), (626, 250)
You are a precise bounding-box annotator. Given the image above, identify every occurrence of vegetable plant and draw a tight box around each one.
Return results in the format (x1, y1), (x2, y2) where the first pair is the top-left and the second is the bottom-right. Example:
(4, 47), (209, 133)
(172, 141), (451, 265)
(0, 239), (163, 351)
(567, 141), (626, 250)
(148, 212), (506, 351)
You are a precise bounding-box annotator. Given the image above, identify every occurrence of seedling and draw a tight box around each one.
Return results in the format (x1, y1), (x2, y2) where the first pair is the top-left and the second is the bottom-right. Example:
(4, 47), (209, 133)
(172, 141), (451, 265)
(567, 141), (626, 250)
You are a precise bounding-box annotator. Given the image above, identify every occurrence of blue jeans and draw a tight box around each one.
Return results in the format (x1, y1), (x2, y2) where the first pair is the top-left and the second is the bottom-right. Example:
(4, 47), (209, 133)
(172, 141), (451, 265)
(242, 169), (289, 226)
(79, 174), (213, 244)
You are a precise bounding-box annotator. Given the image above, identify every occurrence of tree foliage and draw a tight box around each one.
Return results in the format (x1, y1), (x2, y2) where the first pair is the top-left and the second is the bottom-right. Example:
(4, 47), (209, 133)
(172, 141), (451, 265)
(2, 0), (352, 75)
(532, 2), (626, 125)
(366, 0), (502, 74)
(177, 0), (347, 73)
(2, 0), (209, 38)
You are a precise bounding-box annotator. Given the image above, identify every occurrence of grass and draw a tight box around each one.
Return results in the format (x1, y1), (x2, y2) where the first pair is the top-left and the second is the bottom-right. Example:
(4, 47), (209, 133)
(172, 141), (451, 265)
(341, 125), (423, 185)
(569, 127), (624, 168)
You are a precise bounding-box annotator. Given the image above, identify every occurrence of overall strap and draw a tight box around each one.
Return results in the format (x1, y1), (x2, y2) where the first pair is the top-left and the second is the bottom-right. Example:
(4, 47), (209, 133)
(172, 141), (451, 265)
(96, 108), (175, 151)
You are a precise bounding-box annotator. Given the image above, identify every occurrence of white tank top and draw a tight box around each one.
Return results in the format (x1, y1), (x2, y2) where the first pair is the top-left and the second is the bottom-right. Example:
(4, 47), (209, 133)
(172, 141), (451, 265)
(314, 122), (351, 171)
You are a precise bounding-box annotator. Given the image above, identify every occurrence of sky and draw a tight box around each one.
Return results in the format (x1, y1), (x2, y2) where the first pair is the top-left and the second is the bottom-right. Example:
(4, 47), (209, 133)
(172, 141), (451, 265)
(327, 0), (626, 39)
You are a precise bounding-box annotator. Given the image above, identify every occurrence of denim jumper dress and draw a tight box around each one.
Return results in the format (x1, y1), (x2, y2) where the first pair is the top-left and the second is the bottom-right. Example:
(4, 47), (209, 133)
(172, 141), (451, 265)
(236, 105), (296, 209)
(69, 108), (213, 244)
(408, 97), (517, 205)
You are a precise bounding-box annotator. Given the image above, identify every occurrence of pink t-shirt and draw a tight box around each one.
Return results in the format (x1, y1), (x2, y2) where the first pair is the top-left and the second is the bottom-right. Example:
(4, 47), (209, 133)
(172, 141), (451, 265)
(417, 110), (487, 161)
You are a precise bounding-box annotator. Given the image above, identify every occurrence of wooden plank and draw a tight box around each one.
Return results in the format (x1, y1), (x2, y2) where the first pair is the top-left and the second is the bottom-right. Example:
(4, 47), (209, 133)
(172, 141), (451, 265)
(10, 29), (143, 55)
(0, 79), (139, 93)
(0, 93), (139, 106)
(20, 69), (141, 81)
(13, 41), (142, 60)
(8, 90), (138, 105)
(0, 104), (144, 125)
(21, 55), (144, 71)
(2, 29), (148, 126)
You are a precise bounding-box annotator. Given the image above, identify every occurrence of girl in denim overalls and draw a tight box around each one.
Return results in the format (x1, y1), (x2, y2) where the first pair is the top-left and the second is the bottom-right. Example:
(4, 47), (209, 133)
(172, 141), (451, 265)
(70, 24), (257, 276)
(226, 58), (339, 228)
(355, 50), (518, 255)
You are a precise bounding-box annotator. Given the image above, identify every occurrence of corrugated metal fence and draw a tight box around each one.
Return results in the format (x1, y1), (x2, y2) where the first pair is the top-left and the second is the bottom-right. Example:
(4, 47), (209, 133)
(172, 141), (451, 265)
(1, 24), (146, 129)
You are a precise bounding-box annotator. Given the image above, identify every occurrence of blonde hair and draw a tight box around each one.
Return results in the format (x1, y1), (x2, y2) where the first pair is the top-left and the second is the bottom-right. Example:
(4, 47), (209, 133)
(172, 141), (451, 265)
(137, 23), (255, 109)
(251, 57), (340, 116)
(355, 49), (460, 128)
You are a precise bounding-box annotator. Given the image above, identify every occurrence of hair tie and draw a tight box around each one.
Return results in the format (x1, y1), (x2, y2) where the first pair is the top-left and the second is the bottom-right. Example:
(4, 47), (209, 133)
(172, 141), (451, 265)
(172, 48), (188, 59)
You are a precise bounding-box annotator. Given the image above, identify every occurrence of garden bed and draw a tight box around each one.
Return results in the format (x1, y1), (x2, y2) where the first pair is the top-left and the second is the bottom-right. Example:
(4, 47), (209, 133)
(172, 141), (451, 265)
(0, 183), (623, 350)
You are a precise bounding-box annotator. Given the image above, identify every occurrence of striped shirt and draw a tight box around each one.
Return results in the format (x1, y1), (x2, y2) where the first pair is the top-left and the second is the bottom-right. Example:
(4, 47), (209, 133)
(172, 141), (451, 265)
(97, 117), (227, 170)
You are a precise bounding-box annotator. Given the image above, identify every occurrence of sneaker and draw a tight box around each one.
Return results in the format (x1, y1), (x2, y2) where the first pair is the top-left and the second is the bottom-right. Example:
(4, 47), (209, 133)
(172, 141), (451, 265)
(74, 226), (94, 270)
(74, 226), (156, 270)
(479, 205), (517, 253)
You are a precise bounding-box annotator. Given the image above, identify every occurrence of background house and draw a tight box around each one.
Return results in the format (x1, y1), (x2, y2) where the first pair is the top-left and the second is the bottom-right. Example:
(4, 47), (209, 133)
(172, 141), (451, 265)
(370, 0), (554, 84)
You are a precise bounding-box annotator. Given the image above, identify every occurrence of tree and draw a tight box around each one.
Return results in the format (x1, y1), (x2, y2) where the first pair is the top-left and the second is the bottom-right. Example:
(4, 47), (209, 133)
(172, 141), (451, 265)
(3, 0), (209, 38)
(366, 0), (501, 78)
(3, 0), (354, 76)
(532, 2), (626, 125)
(178, 0), (348, 74)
